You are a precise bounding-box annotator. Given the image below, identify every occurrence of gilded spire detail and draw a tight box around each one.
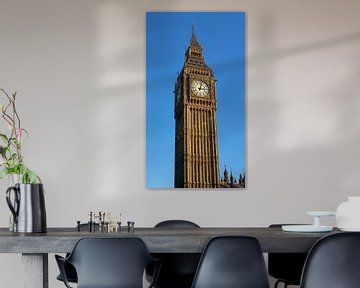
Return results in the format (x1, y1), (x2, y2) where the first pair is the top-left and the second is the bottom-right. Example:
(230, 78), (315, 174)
(190, 23), (201, 48)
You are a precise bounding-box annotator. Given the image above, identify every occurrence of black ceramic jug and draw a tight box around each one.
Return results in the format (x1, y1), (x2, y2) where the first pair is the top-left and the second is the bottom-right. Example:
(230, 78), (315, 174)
(6, 183), (47, 233)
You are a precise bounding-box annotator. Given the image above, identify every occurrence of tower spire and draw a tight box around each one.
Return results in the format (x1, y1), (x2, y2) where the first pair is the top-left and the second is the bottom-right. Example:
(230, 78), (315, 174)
(185, 22), (205, 67)
(190, 22), (201, 48)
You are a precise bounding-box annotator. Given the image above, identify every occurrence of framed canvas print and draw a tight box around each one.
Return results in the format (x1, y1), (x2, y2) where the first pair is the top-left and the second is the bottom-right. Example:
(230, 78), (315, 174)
(146, 12), (246, 189)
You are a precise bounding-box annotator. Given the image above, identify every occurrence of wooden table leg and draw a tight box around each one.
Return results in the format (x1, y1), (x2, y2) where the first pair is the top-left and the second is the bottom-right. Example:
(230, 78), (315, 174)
(22, 253), (48, 288)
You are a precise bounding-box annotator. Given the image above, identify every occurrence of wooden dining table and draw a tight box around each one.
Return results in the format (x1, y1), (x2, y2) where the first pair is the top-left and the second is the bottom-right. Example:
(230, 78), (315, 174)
(0, 226), (339, 288)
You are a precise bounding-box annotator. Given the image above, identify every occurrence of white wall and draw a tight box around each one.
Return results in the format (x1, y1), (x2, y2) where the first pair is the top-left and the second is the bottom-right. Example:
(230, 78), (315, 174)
(1, 0), (360, 287)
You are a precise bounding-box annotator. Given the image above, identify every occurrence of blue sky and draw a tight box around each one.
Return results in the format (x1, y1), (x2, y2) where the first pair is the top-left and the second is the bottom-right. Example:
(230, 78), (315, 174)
(146, 12), (246, 188)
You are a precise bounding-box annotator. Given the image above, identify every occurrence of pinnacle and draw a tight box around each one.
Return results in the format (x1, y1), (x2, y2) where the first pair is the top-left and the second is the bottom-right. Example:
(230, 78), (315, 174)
(190, 23), (201, 48)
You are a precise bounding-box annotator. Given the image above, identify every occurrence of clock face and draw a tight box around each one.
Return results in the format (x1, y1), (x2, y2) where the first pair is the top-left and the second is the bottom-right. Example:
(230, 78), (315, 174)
(191, 80), (209, 97)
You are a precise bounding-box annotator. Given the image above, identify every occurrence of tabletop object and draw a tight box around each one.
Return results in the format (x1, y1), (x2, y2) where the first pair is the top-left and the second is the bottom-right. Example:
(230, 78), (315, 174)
(282, 211), (336, 233)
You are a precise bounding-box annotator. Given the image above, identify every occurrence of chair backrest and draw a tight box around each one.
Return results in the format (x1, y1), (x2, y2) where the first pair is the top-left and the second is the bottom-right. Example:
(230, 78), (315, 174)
(66, 237), (154, 288)
(300, 232), (360, 288)
(155, 219), (200, 228)
(191, 236), (270, 288)
(151, 220), (201, 285)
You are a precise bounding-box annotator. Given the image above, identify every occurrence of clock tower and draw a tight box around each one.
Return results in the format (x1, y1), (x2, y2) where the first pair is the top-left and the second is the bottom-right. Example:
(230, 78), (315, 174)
(174, 26), (220, 188)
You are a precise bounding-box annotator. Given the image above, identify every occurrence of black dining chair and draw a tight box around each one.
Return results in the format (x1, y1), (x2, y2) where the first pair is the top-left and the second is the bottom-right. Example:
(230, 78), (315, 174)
(147, 220), (201, 288)
(55, 237), (161, 288)
(268, 224), (308, 288)
(300, 232), (360, 288)
(191, 236), (270, 288)
(56, 223), (99, 284)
